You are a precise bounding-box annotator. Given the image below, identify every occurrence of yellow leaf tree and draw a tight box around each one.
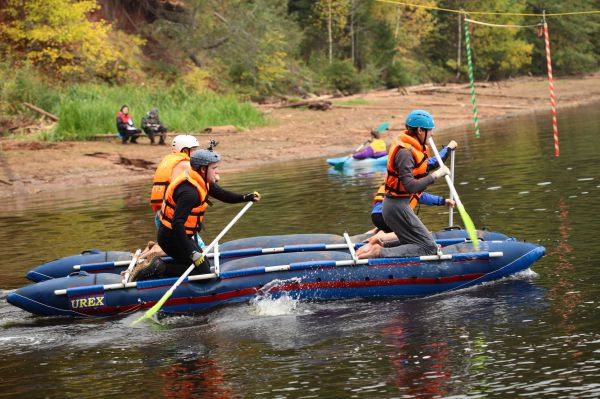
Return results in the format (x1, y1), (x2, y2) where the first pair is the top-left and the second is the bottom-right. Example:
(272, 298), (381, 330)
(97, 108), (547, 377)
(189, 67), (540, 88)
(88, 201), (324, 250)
(0, 0), (144, 80)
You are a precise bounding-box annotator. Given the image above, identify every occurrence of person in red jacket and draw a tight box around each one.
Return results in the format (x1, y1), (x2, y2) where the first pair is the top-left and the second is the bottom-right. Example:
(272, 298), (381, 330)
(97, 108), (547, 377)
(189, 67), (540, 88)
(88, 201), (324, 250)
(116, 105), (141, 144)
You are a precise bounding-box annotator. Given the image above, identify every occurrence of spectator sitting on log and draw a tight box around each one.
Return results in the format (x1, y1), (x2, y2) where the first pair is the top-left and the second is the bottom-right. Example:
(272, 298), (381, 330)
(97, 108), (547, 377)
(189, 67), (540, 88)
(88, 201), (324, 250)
(141, 107), (168, 145)
(116, 105), (142, 145)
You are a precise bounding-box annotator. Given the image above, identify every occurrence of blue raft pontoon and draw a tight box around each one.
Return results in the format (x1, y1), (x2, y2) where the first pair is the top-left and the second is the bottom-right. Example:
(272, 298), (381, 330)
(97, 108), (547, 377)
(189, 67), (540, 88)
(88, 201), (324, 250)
(8, 239), (544, 317)
(26, 229), (513, 282)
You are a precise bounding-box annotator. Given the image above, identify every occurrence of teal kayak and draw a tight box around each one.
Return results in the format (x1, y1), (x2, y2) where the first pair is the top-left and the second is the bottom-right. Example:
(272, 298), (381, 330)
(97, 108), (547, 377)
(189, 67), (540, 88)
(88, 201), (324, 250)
(326, 155), (388, 168)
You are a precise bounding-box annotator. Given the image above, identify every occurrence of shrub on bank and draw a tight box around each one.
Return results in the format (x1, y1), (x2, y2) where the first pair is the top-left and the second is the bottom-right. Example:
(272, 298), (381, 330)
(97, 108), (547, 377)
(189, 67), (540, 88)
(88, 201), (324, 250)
(0, 66), (267, 140)
(51, 84), (266, 140)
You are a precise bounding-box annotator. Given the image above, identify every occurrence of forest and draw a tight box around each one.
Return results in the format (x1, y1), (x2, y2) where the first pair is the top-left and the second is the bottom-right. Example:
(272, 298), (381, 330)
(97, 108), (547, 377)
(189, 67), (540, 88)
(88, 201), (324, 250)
(0, 0), (598, 139)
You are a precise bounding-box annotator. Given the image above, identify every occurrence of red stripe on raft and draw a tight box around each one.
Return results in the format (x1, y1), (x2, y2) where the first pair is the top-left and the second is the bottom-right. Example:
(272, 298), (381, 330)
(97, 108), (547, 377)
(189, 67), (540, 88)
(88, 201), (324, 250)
(75, 273), (486, 315)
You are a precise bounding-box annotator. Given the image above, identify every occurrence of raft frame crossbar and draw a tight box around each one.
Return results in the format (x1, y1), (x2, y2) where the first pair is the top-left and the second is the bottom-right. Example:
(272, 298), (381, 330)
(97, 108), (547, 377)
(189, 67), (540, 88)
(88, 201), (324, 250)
(54, 251), (503, 296)
(71, 238), (485, 272)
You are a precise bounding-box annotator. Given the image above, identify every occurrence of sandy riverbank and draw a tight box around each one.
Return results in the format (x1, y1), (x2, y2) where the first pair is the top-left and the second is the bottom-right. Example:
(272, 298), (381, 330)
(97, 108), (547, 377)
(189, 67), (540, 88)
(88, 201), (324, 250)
(1, 72), (599, 199)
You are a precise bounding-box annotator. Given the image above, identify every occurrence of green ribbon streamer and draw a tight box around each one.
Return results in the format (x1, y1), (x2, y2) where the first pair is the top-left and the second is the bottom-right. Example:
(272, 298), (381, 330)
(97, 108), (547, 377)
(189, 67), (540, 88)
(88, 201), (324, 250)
(464, 19), (481, 138)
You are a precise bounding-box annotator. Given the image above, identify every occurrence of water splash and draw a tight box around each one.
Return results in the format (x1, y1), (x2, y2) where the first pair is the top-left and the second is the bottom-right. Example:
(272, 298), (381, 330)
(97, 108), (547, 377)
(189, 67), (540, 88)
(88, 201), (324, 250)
(250, 278), (302, 316)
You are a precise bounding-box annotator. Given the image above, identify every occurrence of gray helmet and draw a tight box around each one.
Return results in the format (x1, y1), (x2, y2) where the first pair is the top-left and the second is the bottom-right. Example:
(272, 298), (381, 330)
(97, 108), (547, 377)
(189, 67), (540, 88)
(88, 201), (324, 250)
(190, 149), (221, 170)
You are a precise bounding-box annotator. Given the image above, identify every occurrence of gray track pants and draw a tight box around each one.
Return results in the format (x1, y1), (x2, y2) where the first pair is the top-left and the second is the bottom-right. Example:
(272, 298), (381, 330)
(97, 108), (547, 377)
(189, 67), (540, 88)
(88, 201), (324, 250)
(380, 196), (438, 257)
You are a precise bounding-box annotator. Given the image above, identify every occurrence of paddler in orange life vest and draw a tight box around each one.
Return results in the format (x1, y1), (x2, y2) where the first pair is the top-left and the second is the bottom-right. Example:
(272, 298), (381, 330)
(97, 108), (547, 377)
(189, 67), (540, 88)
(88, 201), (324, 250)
(148, 148), (261, 279)
(150, 134), (199, 224)
(356, 110), (451, 259)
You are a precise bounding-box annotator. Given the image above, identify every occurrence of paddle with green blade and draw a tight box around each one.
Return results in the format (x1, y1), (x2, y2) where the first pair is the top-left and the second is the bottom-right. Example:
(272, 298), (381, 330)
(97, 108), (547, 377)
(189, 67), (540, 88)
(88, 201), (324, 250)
(131, 201), (254, 326)
(428, 137), (479, 251)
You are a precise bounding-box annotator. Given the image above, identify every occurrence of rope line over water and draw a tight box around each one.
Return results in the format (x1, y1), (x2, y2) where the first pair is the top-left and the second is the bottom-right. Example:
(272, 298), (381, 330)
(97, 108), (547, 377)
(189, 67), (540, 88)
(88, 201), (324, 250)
(464, 18), (538, 28)
(376, 0), (600, 17)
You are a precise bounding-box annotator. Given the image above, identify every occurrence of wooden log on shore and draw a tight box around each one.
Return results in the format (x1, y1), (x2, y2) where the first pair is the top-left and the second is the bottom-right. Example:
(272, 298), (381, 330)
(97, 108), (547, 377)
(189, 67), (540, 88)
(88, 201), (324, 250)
(93, 133), (179, 140)
(22, 102), (59, 121)
(276, 95), (334, 109)
(203, 125), (238, 134)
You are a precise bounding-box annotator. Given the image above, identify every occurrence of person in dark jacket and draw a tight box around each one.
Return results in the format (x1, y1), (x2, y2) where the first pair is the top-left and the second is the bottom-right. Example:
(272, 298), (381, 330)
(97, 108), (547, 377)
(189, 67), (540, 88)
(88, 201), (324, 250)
(116, 105), (141, 144)
(141, 107), (168, 145)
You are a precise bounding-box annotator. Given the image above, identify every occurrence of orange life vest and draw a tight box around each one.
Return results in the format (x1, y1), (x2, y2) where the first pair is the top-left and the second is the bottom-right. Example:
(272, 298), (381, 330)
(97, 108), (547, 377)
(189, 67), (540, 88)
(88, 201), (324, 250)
(373, 183), (386, 205)
(150, 153), (190, 212)
(159, 169), (209, 235)
(384, 132), (430, 209)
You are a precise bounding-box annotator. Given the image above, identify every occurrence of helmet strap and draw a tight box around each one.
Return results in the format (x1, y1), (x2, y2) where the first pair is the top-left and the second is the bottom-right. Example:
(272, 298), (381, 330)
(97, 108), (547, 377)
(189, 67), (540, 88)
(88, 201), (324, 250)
(418, 128), (430, 149)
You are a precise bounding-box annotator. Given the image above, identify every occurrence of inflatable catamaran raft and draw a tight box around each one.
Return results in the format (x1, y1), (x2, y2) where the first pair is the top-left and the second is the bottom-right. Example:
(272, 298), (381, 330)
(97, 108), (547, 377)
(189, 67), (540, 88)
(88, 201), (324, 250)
(26, 229), (513, 282)
(8, 234), (544, 317)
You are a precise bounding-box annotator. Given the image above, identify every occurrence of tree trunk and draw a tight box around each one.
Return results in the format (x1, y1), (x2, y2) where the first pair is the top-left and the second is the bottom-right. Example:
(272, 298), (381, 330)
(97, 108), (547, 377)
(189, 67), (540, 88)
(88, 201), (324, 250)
(456, 13), (462, 80)
(350, 1), (355, 65)
(394, 6), (400, 40)
(328, 0), (333, 64)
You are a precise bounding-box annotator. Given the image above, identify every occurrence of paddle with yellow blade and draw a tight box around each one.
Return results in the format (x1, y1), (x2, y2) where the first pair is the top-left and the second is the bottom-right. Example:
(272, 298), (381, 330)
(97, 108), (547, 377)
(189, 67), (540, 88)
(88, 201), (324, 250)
(428, 137), (479, 250)
(131, 201), (254, 326)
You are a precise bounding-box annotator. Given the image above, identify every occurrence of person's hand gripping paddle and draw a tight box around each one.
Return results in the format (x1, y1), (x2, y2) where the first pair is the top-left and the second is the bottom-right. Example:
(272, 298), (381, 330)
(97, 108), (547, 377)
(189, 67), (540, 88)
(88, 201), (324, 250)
(428, 137), (479, 250)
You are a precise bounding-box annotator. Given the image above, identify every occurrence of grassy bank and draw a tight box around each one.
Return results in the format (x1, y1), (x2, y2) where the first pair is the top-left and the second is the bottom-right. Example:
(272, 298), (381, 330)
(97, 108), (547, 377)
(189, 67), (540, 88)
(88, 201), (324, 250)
(0, 67), (267, 141)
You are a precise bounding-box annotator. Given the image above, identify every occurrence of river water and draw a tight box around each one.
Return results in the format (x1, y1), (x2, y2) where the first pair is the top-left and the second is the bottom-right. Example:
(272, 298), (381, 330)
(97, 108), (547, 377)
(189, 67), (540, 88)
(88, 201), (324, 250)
(1, 102), (599, 398)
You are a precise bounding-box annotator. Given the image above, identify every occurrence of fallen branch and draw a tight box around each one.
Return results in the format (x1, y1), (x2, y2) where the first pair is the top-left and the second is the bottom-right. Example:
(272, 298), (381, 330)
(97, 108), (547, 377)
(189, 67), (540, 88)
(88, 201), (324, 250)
(203, 125), (238, 134)
(22, 102), (59, 121)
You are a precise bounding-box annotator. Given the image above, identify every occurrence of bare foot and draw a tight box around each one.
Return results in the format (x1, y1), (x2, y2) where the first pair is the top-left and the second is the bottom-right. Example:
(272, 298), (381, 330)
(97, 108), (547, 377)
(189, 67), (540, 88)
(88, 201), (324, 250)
(357, 243), (382, 259)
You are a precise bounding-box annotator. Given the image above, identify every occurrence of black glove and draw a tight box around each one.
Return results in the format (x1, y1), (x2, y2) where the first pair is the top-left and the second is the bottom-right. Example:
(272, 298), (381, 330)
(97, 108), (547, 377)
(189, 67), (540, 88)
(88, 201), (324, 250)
(243, 191), (261, 202)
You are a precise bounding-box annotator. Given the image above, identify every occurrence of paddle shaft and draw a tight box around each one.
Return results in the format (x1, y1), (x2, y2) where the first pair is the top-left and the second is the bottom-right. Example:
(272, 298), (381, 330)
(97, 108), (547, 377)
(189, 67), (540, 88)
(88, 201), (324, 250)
(449, 149), (455, 227)
(428, 138), (463, 207)
(163, 201), (253, 294)
(343, 140), (369, 162)
(429, 137), (479, 251)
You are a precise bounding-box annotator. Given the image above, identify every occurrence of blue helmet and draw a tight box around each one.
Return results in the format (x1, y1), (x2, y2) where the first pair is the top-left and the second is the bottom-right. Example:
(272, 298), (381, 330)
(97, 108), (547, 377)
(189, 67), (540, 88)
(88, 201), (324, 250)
(406, 110), (435, 130)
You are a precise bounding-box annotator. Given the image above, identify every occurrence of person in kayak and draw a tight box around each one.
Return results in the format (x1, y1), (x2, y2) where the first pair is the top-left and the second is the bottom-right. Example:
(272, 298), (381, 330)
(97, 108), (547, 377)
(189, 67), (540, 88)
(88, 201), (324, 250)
(352, 129), (388, 160)
(369, 139), (457, 233)
(357, 110), (451, 259)
(134, 148), (261, 280)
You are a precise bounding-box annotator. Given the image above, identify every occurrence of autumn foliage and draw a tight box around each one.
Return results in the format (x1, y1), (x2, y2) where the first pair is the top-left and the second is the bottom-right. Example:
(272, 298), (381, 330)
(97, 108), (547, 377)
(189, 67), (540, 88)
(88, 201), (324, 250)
(0, 0), (144, 81)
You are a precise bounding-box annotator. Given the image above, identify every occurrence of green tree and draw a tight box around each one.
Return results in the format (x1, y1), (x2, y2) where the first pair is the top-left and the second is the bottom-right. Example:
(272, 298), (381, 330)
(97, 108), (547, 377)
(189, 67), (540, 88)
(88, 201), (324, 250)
(525, 0), (599, 75)
(313, 0), (349, 63)
(424, 0), (533, 81)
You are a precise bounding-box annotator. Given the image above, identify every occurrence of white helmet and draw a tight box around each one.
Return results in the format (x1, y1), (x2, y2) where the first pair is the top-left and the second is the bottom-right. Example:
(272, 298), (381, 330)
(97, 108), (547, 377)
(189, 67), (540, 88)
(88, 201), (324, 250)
(171, 135), (199, 153)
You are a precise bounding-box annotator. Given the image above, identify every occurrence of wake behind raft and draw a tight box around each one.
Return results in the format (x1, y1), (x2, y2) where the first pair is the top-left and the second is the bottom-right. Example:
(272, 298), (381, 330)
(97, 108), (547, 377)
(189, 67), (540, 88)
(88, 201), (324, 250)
(8, 234), (545, 317)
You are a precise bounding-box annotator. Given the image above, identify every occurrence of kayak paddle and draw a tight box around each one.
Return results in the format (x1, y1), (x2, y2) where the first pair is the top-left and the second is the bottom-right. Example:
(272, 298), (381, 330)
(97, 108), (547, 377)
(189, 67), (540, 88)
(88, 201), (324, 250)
(131, 201), (254, 326)
(428, 137), (479, 250)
